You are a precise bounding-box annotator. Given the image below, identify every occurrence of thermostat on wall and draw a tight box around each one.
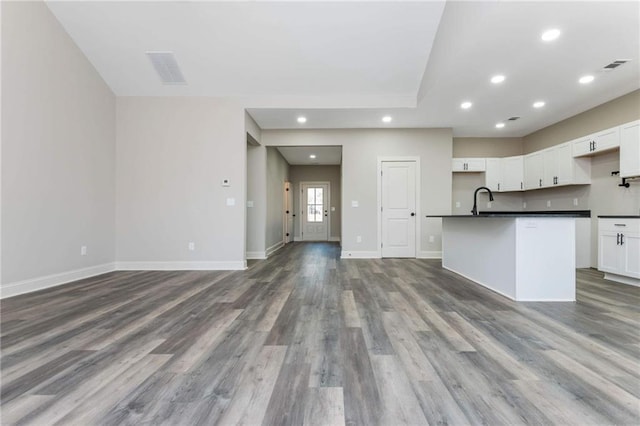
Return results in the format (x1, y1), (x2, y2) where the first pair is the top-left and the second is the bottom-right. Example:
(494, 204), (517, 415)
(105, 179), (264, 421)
(221, 179), (230, 187)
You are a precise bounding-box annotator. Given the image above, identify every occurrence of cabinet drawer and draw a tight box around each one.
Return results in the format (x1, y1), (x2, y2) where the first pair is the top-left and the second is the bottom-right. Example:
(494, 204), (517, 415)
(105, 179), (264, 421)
(598, 218), (640, 233)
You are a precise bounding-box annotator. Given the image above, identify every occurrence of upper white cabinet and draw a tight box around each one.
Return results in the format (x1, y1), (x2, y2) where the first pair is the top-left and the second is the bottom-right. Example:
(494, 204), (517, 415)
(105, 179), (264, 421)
(485, 157), (524, 192)
(501, 156), (524, 192)
(524, 142), (590, 190)
(573, 126), (620, 157)
(620, 120), (640, 178)
(452, 158), (486, 172)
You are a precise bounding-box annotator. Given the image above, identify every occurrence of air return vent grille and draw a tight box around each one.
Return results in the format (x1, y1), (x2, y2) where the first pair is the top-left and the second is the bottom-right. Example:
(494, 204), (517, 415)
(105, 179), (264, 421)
(603, 59), (630, 71)
(146, 51), (187, 84)
(508, 116), (520, 121)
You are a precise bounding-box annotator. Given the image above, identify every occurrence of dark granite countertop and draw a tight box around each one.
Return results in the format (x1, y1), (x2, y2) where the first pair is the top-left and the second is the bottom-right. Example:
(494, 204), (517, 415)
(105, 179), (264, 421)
(427, 210), (591, 218)
(598, 215), (640, 219)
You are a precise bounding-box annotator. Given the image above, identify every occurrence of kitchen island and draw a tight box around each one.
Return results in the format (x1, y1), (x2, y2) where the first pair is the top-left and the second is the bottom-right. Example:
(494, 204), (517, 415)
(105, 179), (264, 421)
(428, 211), (590, 302)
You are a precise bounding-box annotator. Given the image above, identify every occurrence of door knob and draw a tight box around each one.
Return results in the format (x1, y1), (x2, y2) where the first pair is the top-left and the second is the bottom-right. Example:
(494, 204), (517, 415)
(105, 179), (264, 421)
(410, 212), (415, 216)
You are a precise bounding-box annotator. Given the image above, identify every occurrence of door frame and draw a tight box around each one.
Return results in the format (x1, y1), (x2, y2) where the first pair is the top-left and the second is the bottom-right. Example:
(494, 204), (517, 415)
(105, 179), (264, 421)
(299, 181), (331, 241)
(377, 157), (421, 258)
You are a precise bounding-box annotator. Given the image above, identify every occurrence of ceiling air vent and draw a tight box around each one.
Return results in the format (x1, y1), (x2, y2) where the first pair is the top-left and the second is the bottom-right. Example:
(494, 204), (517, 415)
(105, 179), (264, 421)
(508, 116), (520, 121)
(603, 59), (630, 71)
(146, 51), (187, 85)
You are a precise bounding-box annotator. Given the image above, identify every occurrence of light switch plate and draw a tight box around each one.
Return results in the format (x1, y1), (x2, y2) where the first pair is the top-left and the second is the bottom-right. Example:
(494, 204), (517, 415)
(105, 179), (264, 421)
(351, 201), (359, 207)
(226, 197), (235, 206)
(247, 200), (254, 208)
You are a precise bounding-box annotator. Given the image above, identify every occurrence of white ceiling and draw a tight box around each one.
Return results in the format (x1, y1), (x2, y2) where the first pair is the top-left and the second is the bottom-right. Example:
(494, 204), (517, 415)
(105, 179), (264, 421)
(47, 1), (639, 137)
(277, 146), (342, 165)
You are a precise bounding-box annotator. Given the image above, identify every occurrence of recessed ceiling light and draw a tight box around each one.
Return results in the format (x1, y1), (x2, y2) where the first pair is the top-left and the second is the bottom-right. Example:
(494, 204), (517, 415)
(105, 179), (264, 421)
(297, 116), (307, 123)
(495, 122), (505, 129)
(533, 101), (546, 108)
(460, 101), (472, 109)
(579, 75), (594, 84)
(309, 154), (316, 159)
(491, 75), (505, 84)
(382, 116), (392, 123)
(541, 29), (561, 42)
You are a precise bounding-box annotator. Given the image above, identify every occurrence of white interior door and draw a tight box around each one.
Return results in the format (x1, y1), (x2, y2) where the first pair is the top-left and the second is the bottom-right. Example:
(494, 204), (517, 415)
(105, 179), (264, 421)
(301, 183), (329, 241)
(284, 181), (293, 243)
(382, 161), (416, 258)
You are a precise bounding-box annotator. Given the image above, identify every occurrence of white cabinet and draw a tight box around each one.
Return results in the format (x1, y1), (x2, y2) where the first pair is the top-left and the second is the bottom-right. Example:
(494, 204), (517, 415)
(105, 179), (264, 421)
(484, 158), (501, 191)
(524, 151), (545, 190)
(485, 157), (524, 192)
(525, 143), (590, 190)
(452, 158), (486, 172)
(620, 120), (640, 178)
(598, 218), (640, 286)
(501, 156), (524, 192)
(573, 126), (620, 157)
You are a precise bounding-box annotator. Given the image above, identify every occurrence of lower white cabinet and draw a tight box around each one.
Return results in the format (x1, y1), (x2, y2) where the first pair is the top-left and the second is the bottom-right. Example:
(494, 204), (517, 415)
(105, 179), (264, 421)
(598, 218), (640, 286)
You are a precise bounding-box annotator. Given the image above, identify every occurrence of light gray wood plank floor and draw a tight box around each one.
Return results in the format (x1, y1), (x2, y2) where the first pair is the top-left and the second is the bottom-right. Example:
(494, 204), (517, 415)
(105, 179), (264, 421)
(1, 242), (639, 425)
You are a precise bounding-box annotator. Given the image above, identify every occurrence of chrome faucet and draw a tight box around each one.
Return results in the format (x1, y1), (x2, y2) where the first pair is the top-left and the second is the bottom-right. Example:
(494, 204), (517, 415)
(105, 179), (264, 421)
(471, 186), (494, 215)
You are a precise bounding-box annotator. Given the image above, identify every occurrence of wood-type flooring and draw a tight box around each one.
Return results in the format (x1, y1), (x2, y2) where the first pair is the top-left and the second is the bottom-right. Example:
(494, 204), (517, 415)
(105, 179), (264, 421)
(1, 242), (639, 425)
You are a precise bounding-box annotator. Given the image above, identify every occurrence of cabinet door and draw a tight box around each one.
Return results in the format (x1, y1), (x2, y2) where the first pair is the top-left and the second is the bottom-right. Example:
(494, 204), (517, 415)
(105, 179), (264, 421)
(620, 120), (640, 178)
(524, 151), (544, 190)
(501, 156), (524, 191)
(622, 233), (640, 278)
(452, 158), (466, 172)
(485, 158), (501, 191)
(542, 148), (556, 187)
(594, 126), (620, 153)
(466, 158), (486, 172)
(598, 231), (622, 273)
(555, 142), (575, 186)
(573, 136), (592, 157)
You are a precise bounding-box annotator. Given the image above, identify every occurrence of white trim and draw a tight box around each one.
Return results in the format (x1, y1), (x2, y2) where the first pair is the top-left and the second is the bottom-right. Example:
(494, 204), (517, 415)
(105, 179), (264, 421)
(1, 263), (117, 299)
(378, 156), (421, 259)
(293, 236), (303, 242)
(340, 250), (381, 259)
(266, 240), (285, 257)
(603, 272), (640, 287)
(246, 251), (267, 260)
(329, 236), (341, 242)
(417, 251), (442, 259)
(116, 261), (246, 271)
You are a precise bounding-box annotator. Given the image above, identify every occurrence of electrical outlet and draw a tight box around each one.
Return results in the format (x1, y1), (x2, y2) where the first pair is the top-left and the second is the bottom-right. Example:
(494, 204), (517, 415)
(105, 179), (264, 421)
(429, 235), (435, 243)
(573, 198), (579, 206)
(523, 202), (527, 209)
(455, 201), (461, 208)
(188, 242), (195, 251)
(547, 200), (551, 208)
(356, 236), (362, 243)
(487, 201), (492, 208)
(80, 246), (87, 256)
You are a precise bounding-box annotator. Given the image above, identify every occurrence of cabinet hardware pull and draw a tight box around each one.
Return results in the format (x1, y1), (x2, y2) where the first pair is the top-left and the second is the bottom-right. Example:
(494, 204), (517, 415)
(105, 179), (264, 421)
(620, 234), (624, 245)
(617, 233), (621, 245)
(614, 224), (626, 227)
(539, 178), (542, 187)
(521, 182), (523, 189)
(498, 183), (500, 191)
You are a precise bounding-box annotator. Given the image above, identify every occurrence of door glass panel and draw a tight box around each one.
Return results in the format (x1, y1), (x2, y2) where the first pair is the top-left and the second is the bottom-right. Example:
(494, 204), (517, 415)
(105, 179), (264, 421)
(306, 187), (324, 223)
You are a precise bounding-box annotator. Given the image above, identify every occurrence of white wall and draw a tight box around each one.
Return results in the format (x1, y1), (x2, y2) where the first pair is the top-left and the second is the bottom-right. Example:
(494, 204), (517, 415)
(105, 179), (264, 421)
(1, 1), (116, 294)
(262, 129), (453, 257)
(116, 97), (246, 269)
(265, 147), (290, 252)
(245, 113), (266, 259)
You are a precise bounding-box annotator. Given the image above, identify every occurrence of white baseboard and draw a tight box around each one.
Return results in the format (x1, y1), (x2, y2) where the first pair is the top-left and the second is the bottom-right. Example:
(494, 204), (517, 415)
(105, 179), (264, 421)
(266, 241), (284, 257)
(116, 261), (246, 271)
(293, 236), (302, 242)
(1, 263), (116, 299)
(417, 251), (442, 259)
(340, 250), (381, 259)
(246, 251), (267, 260)
(329, 236), (341, 242)
(603, 272), (640, 287)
